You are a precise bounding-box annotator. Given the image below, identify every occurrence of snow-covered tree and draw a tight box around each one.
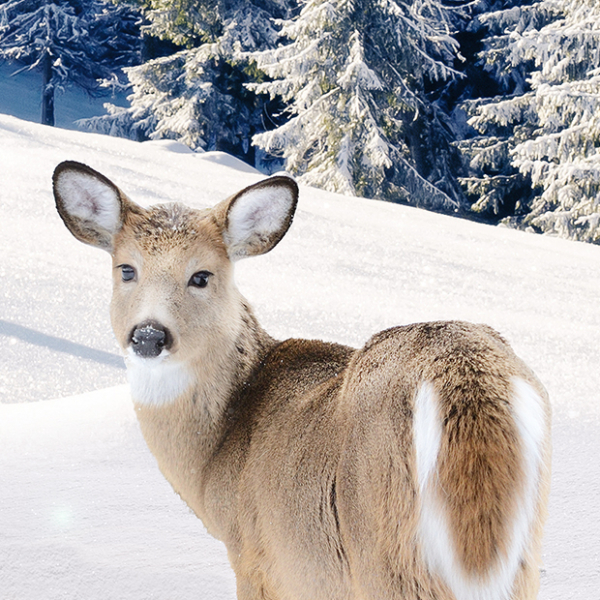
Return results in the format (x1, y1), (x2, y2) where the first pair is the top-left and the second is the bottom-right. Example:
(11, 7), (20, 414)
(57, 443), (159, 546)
(82, 0), (294, 163)
(249, 0), (466, 210)
(458, 0), (600, 243)
(455, 0), (559, 219)
(0, 0), (142, 126)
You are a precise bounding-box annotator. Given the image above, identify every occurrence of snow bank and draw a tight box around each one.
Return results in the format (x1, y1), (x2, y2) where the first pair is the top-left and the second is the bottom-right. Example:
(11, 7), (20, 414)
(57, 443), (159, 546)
(0, 386), (236, 599)
(142, 139), (196, 154)
(1, 114), (599, 598)
(197, 150), (260, 173)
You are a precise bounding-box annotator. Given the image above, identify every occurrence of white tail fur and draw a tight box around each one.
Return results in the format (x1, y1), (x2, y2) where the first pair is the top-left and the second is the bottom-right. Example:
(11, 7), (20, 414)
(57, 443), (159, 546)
(415, 379), (548, 600)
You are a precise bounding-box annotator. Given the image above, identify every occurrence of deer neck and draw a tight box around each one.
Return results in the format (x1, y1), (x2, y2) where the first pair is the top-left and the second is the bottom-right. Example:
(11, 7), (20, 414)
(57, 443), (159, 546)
(130, 301), (275, 531)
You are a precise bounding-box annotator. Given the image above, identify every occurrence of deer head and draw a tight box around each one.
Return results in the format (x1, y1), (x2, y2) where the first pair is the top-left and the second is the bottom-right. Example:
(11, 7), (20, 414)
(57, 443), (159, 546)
(53, 161), (298, 406)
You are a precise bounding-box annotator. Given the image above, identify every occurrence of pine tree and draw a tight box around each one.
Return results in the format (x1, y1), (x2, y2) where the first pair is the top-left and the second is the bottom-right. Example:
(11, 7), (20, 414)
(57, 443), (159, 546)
(83, 0), (294, 164)
(250, 0), (466, 210)
(0, 0), (142, 126)
(458, 0), (600, 243)
(455, 0), (560, 220)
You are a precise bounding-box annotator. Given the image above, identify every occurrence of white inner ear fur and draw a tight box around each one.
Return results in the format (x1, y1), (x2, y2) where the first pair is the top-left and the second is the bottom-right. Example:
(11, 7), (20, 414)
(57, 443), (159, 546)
(225, 184), (294, 259)
(57, 170), (121, 234)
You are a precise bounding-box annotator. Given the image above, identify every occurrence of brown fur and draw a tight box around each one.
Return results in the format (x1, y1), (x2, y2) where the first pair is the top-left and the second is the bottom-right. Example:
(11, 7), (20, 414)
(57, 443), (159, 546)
(53, 162), (551, 600)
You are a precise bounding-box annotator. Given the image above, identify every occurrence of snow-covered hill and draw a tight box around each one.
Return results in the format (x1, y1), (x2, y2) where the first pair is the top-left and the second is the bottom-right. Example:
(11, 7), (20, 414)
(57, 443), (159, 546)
(1, 114), (599, 598)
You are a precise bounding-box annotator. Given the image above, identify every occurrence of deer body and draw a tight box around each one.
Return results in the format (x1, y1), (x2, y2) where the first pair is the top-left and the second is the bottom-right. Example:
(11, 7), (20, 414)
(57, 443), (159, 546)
(53, 162), (551, 600)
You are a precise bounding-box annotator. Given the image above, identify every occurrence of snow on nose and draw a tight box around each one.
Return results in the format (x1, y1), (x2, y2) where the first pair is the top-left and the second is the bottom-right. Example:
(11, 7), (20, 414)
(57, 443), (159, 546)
(130, 321), (172, 358)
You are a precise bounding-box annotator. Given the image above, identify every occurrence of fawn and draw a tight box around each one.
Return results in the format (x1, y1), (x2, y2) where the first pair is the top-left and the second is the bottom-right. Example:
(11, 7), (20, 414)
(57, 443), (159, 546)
(53, 161), (551, 600)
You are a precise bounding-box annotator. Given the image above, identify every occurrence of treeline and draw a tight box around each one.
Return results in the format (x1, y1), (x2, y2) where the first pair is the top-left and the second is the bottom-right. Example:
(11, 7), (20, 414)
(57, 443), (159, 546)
(2, 0), (600, 243)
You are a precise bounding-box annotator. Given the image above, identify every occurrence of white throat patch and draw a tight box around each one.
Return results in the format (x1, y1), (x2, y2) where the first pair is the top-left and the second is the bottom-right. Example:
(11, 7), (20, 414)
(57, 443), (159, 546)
(125, 349), (193, 407)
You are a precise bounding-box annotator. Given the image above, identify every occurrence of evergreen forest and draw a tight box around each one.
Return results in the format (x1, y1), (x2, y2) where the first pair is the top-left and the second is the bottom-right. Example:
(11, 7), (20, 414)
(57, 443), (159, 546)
(2, 0), (600, 244)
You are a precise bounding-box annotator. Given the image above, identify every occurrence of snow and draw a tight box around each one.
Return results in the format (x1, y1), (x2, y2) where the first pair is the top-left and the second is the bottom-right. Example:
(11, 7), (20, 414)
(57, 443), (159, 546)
(0, 385), (235, 599)
(142, 139), (196, 154)
(0, 112), (599, 598)
(196, 150), (260, 174)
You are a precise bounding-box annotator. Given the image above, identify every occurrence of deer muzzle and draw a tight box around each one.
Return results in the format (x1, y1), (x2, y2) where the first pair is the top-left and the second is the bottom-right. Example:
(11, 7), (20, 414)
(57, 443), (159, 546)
(130, 321), (173, 359)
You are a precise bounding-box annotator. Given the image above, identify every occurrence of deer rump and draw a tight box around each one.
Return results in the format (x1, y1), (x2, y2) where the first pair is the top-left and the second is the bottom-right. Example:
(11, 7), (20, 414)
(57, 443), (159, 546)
(53, 161), (551, 600)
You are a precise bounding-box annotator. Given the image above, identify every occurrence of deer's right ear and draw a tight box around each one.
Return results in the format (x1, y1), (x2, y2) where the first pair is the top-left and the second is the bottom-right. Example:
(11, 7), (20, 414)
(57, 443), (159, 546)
(53, 161), (129, 252)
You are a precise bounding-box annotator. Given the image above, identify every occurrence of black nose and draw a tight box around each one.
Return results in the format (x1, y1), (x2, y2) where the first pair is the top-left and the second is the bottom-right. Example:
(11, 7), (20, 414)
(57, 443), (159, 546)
(130, 321), (172, 358)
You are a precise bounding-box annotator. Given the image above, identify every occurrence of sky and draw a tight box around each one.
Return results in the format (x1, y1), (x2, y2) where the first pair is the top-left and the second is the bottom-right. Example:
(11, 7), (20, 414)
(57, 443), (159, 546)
(0, 85), (599, 598)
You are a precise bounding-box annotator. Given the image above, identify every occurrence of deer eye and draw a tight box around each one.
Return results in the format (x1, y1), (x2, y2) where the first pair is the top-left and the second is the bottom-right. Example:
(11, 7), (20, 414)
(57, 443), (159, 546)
(188, 270), (212, 288)
(119, 264), (136, 282)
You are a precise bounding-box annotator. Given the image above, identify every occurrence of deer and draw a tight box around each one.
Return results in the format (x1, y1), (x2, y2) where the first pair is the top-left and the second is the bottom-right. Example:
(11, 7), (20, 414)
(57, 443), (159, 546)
(52, 160), (551, 600)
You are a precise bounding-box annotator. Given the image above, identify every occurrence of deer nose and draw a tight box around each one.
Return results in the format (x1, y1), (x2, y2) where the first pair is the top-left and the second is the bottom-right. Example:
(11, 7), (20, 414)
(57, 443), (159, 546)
(130, 321), (173, 358)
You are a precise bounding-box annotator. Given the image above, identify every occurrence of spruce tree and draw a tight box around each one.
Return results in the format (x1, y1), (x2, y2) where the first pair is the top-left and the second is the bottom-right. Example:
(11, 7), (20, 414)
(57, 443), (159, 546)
(250, 0), (466, 210)
(458, 0), (600, 243)
(83, 0), (294, 164)
(0, 0), (141, 126)
(455, 0), (559, 220)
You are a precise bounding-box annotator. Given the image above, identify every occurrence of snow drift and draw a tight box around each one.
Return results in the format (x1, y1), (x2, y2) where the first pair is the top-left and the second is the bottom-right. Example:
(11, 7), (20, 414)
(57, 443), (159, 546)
(0, 114), (599, 598)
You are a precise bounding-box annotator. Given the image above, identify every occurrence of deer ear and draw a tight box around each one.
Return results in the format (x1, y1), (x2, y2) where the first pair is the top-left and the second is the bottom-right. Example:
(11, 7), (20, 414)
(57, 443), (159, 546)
(53, 161), (129, 252)
(219, 176), (299, 261)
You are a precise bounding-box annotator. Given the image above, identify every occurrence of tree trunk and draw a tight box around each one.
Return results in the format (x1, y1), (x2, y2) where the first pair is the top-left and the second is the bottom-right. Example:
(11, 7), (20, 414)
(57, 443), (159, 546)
(41, 51), (55, 127)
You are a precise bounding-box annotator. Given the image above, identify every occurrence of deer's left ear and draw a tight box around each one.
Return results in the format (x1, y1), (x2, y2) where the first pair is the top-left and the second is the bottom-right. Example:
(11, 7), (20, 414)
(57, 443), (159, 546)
(217, 176), (299, 261)
(53, 161), (134, 253)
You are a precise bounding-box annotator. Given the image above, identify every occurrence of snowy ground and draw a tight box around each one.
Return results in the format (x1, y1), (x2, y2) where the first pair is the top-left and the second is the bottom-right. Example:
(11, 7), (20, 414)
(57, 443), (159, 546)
(0, 113), (599, 598)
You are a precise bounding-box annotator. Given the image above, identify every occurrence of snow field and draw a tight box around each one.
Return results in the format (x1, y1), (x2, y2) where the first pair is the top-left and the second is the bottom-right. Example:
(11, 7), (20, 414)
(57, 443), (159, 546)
(0, 114), (599, 598)
(0, 385), (236, 599)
